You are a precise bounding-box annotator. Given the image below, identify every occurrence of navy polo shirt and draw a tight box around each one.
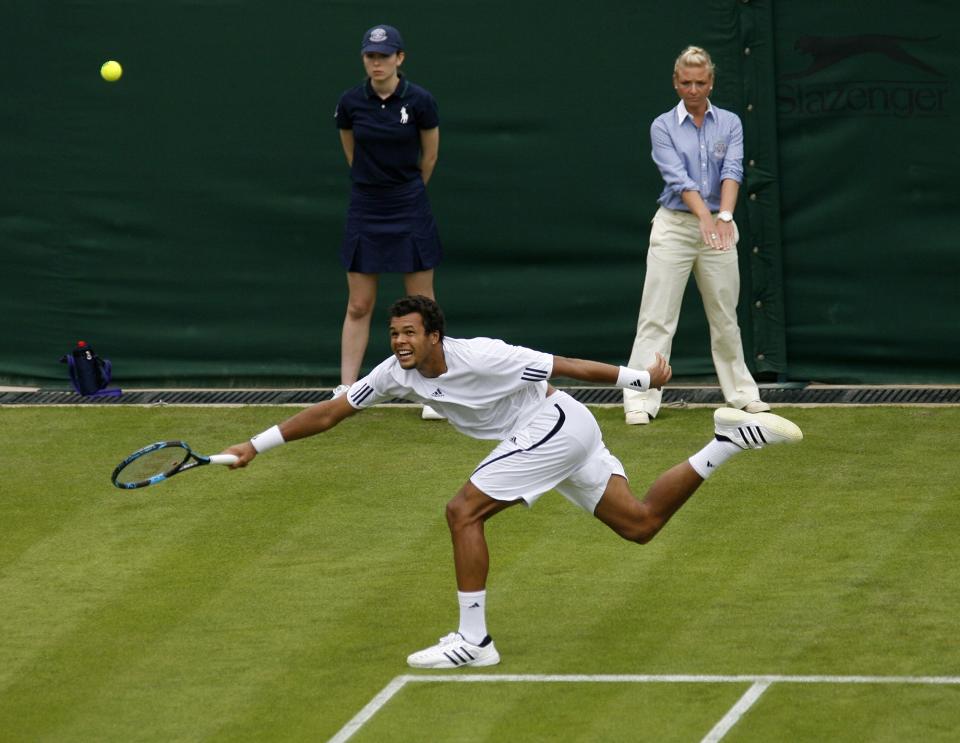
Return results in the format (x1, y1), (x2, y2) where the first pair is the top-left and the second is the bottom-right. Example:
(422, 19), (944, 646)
(335, 76), (440, 187)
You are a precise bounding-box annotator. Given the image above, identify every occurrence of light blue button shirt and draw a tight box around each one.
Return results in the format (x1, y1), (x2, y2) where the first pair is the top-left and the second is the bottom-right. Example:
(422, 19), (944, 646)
(650, 100), (744, 212)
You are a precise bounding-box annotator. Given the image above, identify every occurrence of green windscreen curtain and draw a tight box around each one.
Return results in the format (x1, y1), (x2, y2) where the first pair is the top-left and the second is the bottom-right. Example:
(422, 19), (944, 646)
(773, 3), (959, 382)
(2, 1), (957, 386)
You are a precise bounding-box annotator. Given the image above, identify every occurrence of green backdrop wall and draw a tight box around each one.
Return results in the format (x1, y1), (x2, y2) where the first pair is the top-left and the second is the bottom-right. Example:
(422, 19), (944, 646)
(2, 1), (957, 386)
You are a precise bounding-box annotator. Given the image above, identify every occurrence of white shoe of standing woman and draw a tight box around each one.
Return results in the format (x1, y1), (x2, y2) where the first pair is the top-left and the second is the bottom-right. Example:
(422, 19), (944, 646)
(421, 405), (445, 420)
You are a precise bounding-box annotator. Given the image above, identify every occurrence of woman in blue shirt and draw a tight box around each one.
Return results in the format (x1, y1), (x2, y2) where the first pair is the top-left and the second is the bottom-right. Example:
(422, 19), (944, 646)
(333, 25), (443, 414)
(623, 46), (769, 425)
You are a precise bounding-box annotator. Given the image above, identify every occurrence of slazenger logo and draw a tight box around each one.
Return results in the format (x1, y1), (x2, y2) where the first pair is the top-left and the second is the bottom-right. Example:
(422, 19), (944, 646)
(778, 34), (947, 119)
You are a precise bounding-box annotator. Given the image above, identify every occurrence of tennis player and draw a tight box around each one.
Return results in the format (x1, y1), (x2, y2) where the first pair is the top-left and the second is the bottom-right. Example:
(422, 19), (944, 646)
(224, 296), (803, 669)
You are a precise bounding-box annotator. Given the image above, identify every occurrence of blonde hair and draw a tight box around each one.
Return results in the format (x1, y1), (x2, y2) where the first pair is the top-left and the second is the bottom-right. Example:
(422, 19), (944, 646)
(673, 46), (715, 77)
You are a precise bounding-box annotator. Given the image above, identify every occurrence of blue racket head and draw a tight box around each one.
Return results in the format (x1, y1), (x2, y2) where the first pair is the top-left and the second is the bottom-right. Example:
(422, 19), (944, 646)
(111, 441), (192, 489)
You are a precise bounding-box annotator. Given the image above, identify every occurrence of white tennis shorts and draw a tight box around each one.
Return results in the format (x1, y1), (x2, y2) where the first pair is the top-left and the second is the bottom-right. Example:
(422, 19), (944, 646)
(470, 391), (626, 513)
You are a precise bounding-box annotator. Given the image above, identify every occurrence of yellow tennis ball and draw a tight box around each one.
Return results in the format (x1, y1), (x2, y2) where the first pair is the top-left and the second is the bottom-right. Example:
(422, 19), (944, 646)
(100, 60), (123, 82)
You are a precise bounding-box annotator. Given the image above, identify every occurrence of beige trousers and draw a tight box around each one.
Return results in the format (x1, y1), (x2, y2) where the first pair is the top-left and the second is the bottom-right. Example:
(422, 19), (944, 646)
(624, 206), (760, 417)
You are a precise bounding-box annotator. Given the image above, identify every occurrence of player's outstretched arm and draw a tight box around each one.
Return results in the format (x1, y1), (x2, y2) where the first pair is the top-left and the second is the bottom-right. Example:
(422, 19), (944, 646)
(223, 396), (359, 468)
(551, 352), (672, 390)
(277, 395), (359, 441)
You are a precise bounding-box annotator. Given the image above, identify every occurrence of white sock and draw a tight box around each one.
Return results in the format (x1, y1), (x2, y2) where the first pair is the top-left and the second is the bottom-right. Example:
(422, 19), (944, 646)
(457, 590), (487, 645)
(688, 438), (741, 479)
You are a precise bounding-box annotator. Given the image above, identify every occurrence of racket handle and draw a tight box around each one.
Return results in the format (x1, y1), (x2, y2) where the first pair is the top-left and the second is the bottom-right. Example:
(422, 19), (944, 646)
(208, 454), (239, 466)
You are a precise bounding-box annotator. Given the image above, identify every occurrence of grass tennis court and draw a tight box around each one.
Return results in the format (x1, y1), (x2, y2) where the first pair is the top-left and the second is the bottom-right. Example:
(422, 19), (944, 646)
(2, 404), (958, 741)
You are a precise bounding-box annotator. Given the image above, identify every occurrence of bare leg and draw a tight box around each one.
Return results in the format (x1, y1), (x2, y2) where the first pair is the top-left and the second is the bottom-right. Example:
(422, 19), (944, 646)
(446, 480), (521, 591)
(593, 464), (704, 544)
(340, 272), (378, 385)
(403, 269), (435, 300)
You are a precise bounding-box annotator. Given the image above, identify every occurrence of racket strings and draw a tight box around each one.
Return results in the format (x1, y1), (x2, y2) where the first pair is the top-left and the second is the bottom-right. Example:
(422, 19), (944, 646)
(116, 447), (188, 485)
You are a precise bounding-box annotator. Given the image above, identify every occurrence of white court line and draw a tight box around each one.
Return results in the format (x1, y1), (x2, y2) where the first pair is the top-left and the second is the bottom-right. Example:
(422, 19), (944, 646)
(392, 673), (960, 685)
(327, 673), (960, 743)
(327, 676), (409, 743)
(701, 681), (770, 743)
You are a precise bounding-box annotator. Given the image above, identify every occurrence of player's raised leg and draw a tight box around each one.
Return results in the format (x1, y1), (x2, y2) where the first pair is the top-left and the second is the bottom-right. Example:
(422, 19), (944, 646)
(594, 467), (703, 543)
(595, 408), (803, 542)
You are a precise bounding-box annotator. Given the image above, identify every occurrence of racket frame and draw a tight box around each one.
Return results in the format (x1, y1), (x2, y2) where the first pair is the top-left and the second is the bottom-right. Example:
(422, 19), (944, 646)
(111, 440), (236, 489)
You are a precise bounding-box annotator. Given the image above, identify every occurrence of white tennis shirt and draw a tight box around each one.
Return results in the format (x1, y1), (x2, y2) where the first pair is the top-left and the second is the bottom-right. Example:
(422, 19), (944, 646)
(345, 337), (555, 440)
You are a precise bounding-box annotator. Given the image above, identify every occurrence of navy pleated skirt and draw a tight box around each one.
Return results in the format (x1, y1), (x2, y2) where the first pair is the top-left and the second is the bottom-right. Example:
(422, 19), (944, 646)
(340, 179), (443, 273)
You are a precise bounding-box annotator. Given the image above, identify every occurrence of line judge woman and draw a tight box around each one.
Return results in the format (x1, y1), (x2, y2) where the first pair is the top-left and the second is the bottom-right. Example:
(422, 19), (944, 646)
(333, 24), (444, 419)
(623, 46), (769, 425)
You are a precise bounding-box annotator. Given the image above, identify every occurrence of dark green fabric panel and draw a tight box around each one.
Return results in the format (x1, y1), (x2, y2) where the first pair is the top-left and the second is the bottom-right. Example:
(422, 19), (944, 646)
(731, 0), (788, 376)
(773, 1), (959, 382)
(2, 1), (955, 386)
(3, 1), (346, 384)
(2, 0), (747, 386)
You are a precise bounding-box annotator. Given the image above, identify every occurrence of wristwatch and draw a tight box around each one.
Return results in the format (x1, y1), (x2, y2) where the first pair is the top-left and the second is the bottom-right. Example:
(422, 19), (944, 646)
(717, 210), (734, 222)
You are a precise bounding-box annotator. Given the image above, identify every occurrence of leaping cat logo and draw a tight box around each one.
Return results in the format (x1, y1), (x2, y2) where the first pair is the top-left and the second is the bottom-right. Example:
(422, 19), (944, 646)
(782, 34), (942, 79)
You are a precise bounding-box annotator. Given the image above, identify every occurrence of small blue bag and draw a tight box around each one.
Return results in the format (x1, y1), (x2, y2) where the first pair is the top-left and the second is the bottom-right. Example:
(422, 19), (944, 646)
(60, 341), (122, 397)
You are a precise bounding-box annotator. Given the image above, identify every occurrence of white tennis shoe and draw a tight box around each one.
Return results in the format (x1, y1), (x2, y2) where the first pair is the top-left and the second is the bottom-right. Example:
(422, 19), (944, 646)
(625, 410), (651, 425)
(407, 632), (500, 669)
(714, 408), (803, 450)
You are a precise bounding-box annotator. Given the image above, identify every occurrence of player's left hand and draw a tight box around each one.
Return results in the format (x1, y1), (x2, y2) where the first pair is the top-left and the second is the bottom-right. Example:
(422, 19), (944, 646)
(647, 352), (672, 390)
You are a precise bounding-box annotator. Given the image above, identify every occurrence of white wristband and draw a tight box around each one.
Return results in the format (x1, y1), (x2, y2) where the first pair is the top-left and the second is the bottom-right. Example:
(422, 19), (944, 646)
(616, 366), (650, 392)
(250, 425), (285, 453)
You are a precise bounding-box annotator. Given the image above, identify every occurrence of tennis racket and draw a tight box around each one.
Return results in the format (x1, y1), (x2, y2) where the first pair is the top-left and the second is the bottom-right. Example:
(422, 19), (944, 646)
(111, 440), (238, 489)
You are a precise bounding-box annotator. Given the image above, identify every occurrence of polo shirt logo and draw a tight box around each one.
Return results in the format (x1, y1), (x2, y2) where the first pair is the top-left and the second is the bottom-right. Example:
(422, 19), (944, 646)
(400, 106), (409, 124)
(369, 28), (388, 42)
